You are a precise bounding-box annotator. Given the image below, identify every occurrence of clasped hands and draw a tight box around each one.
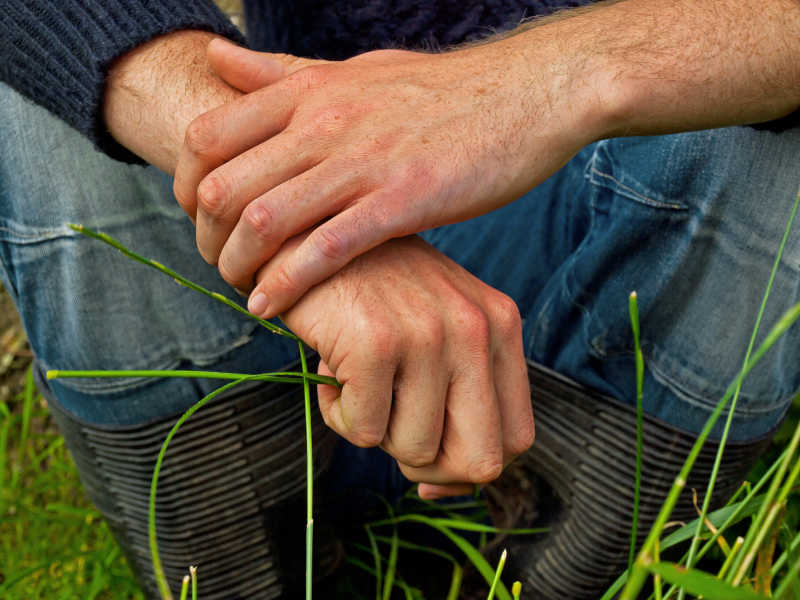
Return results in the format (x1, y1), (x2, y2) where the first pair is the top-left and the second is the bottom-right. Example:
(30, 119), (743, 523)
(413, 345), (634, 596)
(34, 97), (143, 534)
(172, 38), (565, 498)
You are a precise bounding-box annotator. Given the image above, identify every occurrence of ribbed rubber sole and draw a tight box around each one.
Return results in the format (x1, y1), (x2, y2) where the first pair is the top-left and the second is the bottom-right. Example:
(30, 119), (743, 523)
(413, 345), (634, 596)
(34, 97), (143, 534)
(38, 367), (338, 600)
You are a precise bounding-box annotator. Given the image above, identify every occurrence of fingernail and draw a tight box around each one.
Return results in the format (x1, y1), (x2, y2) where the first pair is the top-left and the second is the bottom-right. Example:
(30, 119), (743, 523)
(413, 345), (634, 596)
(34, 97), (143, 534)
(248, 292), (268, 316)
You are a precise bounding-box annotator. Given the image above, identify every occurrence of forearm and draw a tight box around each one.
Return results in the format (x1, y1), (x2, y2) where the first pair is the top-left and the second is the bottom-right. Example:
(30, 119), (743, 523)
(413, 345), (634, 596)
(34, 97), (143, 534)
(501, 0), (800, 142)
(103, 30), (241, 173)
(0, 1), (244, 163)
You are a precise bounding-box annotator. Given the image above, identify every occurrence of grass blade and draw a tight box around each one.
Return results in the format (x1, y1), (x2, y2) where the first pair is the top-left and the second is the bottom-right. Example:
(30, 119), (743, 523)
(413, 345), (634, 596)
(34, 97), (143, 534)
(299, 341), (314, 600)
(47, 369), (338, 387)
(190, 565), (197, 600)
(370, 513), (512, 600)
(628, 291), (644, 573)
(680, 186), (800, 599)
(621, 299), (800, 599)
(649, 562), (768, 600)
(149, 376), (255, 600)
(69, 224), (296, 340)
(366, 525), (383, 600)
(486, 549), (507, 600)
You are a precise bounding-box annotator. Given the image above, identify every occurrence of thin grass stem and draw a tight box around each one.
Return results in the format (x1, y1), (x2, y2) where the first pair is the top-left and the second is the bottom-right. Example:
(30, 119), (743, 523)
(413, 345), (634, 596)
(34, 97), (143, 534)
(446, 563), (463, 600)
(366, 525), (383, 600)
(679, 186), (800, 600)
(179, 575), (189, 600)
(620, 299), (800, 599)
(511, 581), (522, 600)
(382, 522), (399, 600)
(190, 566), (197, 600)
(69, 224), (296, 340)
(47, 369), (338, 387)
(770, 529), (800, 577)
(718, 537), (744, 580)
(487, 549), (507, 600)
(149, 377), (255, 600)
(299, 341), (314, 600)
(773, 538), (800, 599)
(656, 448), (789, 600)
(730, 415), (800, 585)
(628, 291), (644, 574)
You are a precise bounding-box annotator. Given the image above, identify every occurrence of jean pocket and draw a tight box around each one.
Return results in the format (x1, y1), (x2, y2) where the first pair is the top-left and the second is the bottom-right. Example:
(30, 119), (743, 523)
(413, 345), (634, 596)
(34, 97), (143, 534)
(576, 131), (800, 426)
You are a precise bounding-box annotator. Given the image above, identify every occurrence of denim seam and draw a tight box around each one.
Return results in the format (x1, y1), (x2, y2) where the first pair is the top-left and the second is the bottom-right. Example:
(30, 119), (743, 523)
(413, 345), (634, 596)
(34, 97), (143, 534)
(0, 224), (74, 242)
(589, 167), (688, 211)
(646, 352), (790, 415)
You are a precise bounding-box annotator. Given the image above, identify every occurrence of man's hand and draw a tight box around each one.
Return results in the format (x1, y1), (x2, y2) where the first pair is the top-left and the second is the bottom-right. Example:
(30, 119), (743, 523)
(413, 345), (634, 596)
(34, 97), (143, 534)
(276, 235), (534, 500)
(173, 36), (601, 318)
(172, 0), (800, 321)
(103, 30), (282, 173)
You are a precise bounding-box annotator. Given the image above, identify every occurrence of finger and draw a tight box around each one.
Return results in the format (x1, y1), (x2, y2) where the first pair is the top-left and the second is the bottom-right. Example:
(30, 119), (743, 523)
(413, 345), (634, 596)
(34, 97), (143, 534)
(324, 360), (395, 449)
(172, 82), (298, 220)
(490, 296), (535, 461)
(316, 359), (340, 428)
(207, 38), (286, 92)
(380, 346), (448, 469)
(399, 358), (504, 486)
(417, 483), (476, 500)
(194, 129), (323, 267)
(247, 195), (400, 318)
(216, 159), (366, 290)
(208, 38), (327, 92)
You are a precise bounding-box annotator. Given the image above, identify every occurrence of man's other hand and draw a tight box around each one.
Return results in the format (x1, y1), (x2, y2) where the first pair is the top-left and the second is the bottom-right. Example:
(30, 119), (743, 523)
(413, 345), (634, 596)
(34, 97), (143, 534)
(276, 235), (534, 500)
(174, 38), (597, 319)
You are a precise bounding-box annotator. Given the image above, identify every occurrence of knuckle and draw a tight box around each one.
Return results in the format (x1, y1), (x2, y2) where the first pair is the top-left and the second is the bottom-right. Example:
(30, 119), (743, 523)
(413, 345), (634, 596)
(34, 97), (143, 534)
(241, 202), (275, 240)
(310, 226), (349, 263)
(289, 64), (331, 91)
(271, 264), (298, 297)
(217, 256), (246, 289)
(468, 454), (504, 484)
(397, 445), (438, 469)
(196, 173), (229, 219)
(507, 418), (536, 456)
(492, 293), (522, 334)
(362, 321), (399, 362)
(457, 302), (491, 347)
(300, 105), (353, 138)
(394, 157), (439, 195)
(348, 428), (384, 449)
(184, 114), (220, 159)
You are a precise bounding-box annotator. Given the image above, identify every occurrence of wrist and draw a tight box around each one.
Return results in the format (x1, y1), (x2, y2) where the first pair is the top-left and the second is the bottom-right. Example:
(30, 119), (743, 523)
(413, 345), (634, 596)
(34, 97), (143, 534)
(103, 30), (240, 173)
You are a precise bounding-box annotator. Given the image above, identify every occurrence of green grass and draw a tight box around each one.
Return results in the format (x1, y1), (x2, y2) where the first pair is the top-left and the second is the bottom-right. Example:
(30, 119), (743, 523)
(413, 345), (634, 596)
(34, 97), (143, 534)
(0, 369), (143, 599)
(3, 204), (800, 598)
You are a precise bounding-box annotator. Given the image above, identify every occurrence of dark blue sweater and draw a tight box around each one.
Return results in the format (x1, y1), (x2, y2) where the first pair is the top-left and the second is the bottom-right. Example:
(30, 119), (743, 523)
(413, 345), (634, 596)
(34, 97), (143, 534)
(0, 1), (793, 164)
(0, 1), (589, 162)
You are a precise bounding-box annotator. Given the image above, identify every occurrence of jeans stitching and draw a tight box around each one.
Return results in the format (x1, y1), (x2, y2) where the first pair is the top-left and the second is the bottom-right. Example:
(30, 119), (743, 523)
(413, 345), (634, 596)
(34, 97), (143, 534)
(589, 167), (688, 210)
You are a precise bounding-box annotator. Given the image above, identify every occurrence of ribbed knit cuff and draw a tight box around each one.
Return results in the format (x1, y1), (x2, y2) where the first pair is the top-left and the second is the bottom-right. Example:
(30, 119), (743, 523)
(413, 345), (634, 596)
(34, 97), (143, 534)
(1, 1), (247, 163)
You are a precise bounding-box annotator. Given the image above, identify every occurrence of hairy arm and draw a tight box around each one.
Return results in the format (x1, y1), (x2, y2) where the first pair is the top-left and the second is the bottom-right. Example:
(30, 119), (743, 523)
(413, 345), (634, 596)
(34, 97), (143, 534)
(526, 0), (800, 136)
(102, 30), (243, 174)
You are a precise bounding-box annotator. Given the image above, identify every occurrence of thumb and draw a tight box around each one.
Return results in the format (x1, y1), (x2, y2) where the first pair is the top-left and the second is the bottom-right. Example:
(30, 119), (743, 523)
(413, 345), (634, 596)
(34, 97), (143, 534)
(207, 37), (326, 92)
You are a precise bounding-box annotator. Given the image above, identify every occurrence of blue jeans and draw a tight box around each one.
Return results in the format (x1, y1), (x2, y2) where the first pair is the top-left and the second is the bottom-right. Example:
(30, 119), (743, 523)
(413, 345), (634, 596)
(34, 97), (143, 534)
(2, 82), (800, 449)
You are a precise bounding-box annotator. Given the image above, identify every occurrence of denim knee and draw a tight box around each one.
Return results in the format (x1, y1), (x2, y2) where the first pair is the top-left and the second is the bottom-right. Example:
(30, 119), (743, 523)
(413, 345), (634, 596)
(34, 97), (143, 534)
(542, 128), (800, 440)
(0, 82), (297, 425)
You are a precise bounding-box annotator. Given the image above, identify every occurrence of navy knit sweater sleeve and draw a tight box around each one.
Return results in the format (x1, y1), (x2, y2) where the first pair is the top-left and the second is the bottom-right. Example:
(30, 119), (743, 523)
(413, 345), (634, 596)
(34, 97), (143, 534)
(0, 1), (246, 163)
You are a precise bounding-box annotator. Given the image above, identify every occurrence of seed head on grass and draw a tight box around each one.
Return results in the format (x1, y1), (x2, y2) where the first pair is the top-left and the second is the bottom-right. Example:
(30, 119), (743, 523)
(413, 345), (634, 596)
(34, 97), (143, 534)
(190, 565), (197, 600)
(486, 549), (507, 600)
(179, 575), (189, 600)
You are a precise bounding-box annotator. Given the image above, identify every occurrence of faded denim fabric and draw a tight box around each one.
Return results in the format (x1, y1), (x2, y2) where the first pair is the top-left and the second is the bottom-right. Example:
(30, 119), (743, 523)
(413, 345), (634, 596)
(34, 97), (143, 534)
(2, 81), (800, 442)
(0, 83), (298, 425)
(424, 129), (800, 441)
